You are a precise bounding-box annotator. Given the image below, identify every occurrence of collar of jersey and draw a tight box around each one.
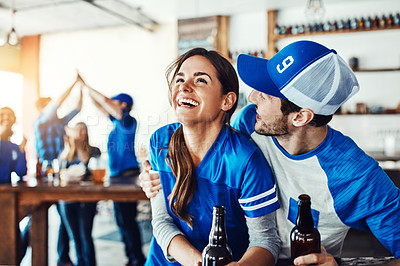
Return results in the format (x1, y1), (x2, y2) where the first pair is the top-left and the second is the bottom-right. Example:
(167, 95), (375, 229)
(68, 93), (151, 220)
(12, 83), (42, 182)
(271, 126), (333, 160)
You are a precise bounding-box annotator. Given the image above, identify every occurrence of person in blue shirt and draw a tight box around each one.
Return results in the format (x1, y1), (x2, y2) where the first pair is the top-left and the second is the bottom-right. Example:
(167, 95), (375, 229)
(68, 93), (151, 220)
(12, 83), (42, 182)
(34, 76), (83, 266)
(0, 106), (27, 184)
(231, 40), (400, 265)
(140, 47), (280, 265)
(0, 106), (29, 263)
(140, 41), (400, 266)
(83, 76), (146, 266)
(58, 122), (101, 266)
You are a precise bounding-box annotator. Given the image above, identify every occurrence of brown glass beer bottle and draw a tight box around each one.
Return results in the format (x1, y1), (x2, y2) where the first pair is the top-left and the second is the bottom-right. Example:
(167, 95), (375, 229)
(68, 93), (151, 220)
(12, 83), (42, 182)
(202, 206), (232, 266)
(290, 194), (321, 264)
(35, 156), (42, 180)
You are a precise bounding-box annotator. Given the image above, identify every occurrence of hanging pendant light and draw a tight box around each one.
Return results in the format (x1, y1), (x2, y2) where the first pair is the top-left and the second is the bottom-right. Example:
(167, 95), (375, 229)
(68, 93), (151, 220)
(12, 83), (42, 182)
(305, 0), (325, 21)
(7, 4), (20, 47)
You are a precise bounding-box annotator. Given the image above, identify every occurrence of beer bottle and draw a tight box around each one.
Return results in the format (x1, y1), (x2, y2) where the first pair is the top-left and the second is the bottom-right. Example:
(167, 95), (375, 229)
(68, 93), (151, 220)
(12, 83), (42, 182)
(290, 194), (321, 264)
(35, 156), (42, 180)
(202, 206), (232, 266)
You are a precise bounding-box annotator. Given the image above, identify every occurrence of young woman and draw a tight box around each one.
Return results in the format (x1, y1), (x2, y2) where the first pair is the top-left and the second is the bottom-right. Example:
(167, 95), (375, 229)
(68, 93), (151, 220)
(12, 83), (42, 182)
(59, 122), (100, 266)
(142, 48), (280, 265)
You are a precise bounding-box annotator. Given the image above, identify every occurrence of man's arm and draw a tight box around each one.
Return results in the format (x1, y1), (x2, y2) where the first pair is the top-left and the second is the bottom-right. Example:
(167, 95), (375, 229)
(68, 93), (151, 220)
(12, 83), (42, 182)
(78, 74), (123, 119)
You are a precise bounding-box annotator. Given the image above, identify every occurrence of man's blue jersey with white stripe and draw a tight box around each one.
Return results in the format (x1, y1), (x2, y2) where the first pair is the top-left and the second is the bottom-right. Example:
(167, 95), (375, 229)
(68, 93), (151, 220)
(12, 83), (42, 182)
(146, 123), (279, 264)
(231, 104), (400, 259)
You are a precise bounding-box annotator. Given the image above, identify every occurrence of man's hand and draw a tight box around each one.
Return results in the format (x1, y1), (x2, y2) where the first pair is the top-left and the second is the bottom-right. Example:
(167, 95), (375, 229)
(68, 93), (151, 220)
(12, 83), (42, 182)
(139, 160), (161, 198)
(293, 246), (337, 266)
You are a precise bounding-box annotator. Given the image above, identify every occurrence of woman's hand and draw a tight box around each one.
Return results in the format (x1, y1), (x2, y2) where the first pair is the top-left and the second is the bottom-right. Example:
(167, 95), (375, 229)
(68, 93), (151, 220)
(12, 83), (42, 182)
(293, 246), (337, 266)
(19, 136), (27, 152)
(139, 160), (162, 198)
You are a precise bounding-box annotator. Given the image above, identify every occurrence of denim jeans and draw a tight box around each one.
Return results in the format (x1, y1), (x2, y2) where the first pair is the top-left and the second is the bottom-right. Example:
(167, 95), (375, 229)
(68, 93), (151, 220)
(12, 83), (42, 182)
(114, 201), (146, 266)
(59, 201), (97, 266)
(56, 203), (72, 265)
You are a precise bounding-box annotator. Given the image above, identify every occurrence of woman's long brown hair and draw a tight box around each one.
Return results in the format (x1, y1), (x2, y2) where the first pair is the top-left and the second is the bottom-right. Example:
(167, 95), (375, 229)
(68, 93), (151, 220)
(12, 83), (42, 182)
(66, 122), (91, 162)
(165, 48), (239, 228)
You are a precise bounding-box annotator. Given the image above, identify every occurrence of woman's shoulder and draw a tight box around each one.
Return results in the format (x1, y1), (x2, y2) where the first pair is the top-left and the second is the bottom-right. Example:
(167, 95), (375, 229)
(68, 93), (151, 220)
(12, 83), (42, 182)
(150, 123), (181, 146)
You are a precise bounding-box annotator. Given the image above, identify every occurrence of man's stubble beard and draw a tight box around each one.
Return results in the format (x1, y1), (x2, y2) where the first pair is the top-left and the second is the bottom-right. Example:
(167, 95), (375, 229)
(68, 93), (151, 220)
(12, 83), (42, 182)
(254, 114), (289, 137)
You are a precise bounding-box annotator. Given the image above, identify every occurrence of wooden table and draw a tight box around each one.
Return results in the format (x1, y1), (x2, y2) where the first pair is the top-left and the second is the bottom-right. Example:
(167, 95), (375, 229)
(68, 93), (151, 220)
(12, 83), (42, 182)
(0, 176), (148, 266)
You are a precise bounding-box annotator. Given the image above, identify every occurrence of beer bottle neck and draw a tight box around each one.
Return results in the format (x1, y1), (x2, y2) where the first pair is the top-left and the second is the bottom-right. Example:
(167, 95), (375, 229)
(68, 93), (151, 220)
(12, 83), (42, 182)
(297, 202), (314, 233)
(209, 207), (227, 247)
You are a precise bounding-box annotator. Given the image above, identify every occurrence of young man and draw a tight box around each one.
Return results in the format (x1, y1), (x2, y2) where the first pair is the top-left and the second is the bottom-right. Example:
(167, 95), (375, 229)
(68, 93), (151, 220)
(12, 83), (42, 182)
(232, 40), (400, 265)
(84, 77), (146, 266)
(0, 106), (26, 184)
(0, 106), (29, 263)
(140, 40), (400, 265)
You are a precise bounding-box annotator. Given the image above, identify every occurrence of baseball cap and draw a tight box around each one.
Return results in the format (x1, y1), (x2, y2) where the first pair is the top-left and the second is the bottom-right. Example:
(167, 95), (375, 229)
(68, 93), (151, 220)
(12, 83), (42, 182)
(237, 40), (359, 115)
(112, 93), (133, 107)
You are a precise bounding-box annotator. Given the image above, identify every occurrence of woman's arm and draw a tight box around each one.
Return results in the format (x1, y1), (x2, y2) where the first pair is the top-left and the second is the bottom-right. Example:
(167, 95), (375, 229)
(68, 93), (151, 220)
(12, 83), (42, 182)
(234, 212), (280, 266)
(151, 187), (201, 265)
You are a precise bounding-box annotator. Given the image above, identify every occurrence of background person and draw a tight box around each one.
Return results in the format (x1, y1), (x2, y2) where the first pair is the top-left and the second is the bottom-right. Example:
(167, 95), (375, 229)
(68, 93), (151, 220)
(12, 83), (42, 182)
(58, 122), (100, 266)
(34, 76), (83, 266)
(82, 75), (146, 266)
(0, 106), (29, 262)
(141, 47), (280, 266)
(0, 106), (27, 184)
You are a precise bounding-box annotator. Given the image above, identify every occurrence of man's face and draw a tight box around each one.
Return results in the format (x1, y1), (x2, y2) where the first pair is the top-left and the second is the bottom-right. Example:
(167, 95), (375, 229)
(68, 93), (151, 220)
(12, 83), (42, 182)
(247, 90), (290, 136)
(0, 108), (16, 131)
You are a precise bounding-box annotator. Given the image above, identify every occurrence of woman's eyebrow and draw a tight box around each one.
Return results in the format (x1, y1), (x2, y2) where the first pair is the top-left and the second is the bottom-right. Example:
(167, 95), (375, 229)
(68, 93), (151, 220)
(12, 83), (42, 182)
(194, 72), (212, 80)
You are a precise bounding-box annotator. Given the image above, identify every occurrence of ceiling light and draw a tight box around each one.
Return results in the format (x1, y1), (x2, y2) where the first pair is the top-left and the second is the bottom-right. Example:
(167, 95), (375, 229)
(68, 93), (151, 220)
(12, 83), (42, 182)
(6, 3), (20, 47)
(305, 0), (325, 21)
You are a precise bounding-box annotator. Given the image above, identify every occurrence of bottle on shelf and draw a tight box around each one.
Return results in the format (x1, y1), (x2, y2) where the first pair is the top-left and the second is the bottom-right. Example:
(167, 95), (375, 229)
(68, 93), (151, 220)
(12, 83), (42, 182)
(290, 194), (321, 264)
(387, 13), (394, 27)
(379, 15), (387, 28)
(357, 17), (365, 29)
(364, 16), (372, 29)
(372, 16), (380, 28)
(350, 17), (358, 30)
(202, 206), (232, 266)
(394, 13), (400, 25)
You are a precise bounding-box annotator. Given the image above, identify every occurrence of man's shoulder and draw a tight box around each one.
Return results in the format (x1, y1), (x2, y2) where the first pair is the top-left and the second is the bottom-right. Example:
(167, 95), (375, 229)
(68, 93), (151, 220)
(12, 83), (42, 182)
(231, 104), (256, 136)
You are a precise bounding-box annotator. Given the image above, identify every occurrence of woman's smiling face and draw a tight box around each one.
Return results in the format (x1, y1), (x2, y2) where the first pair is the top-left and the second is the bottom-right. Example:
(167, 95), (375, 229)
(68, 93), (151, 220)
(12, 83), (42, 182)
(172, 55), (226, 126)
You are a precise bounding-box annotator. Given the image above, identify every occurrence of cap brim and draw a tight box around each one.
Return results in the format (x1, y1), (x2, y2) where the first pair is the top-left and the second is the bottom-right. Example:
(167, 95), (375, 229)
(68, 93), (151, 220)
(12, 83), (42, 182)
(237, 54), (287, 99)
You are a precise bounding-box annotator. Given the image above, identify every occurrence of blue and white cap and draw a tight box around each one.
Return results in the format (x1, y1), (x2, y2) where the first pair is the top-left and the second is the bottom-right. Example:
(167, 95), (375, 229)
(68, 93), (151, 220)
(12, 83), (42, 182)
(237, 40), (359, 115)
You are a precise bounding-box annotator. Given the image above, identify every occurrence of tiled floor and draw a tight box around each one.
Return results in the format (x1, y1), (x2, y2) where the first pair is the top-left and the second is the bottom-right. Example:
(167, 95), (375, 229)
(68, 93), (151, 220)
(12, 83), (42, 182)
(21, 201), (152, 266)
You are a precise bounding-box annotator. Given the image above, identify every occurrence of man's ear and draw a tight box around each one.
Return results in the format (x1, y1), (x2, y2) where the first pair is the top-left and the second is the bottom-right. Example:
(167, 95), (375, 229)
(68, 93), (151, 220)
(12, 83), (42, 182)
(292, 108), (314, 127)
(221, 92), (237, 112)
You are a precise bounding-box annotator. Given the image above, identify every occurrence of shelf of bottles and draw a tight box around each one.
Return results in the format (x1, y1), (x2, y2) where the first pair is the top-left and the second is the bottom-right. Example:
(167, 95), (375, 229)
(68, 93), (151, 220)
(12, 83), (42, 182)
(227, 49), (265, 63)
(273, 12), (400, 40)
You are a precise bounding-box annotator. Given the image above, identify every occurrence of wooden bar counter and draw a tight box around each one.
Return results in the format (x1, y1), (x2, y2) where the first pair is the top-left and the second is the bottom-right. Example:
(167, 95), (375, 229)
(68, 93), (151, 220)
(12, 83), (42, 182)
(0, 175), (148, 266)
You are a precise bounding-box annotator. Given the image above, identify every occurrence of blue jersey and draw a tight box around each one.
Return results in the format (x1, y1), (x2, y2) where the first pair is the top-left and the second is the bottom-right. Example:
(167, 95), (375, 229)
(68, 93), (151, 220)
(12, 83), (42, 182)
(0, 140), (27, 184)
(34, 101), (79, 161)
(145, 123), (279, 265)
(107, 109), (139, 176)
(231, 104), (400, 259)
